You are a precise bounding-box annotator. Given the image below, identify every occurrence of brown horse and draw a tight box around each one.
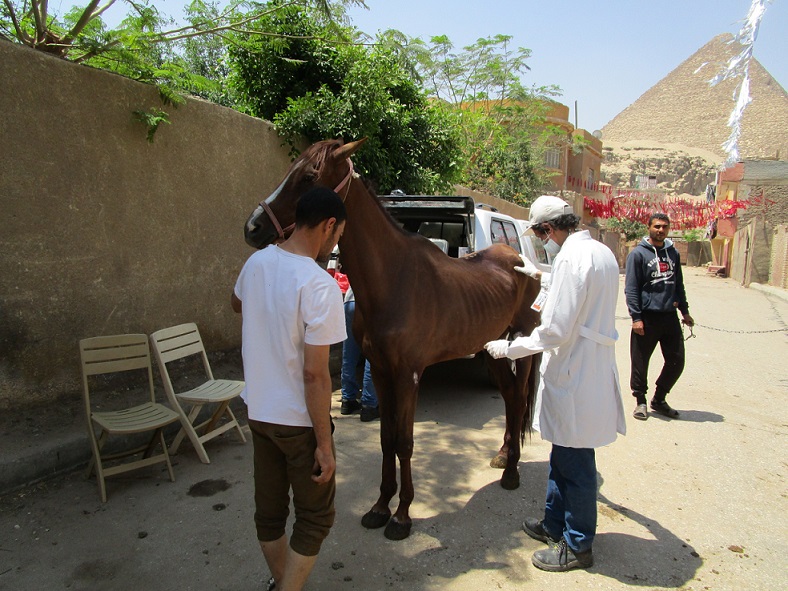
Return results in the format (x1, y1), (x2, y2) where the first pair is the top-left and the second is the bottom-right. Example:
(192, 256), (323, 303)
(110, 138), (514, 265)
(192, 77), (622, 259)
(245, 139), (541, 540)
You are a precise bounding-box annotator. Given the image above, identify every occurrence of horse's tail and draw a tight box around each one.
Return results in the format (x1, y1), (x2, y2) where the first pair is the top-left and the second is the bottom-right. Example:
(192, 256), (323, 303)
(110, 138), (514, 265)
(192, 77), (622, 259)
(521, 352), (541, 445)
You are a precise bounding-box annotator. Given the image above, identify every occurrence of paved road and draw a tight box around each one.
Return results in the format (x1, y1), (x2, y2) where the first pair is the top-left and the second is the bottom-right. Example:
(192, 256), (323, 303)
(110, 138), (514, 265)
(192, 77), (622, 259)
(1, 268), (786, 590)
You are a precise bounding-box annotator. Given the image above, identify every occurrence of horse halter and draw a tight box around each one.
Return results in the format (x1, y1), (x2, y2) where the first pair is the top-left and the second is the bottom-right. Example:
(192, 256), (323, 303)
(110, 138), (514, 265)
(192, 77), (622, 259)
(260, 158), (355, 242)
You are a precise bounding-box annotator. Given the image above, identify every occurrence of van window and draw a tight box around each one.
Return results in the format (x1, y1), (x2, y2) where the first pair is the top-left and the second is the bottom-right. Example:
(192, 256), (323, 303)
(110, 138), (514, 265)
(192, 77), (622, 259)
(490, 220), (522, 254)
(490, 220), (508, 245)
(501, 221), (522, 253)
(418, 222), (466, 246)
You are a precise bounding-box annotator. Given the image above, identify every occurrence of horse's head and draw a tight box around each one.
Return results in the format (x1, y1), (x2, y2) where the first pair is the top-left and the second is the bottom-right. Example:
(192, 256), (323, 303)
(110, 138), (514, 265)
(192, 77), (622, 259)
(244, 138), (367, 249)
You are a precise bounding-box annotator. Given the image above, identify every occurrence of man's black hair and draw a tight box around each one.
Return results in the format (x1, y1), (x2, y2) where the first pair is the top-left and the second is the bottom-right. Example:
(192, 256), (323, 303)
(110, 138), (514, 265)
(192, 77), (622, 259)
(295, 187), (347, 229)
(648, 212), (670, 227)
(545, 213), (581, 232)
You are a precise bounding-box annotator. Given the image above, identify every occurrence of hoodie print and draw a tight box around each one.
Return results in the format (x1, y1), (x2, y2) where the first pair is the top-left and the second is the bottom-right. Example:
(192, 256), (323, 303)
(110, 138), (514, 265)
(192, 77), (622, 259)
(647, 244), (676, 286)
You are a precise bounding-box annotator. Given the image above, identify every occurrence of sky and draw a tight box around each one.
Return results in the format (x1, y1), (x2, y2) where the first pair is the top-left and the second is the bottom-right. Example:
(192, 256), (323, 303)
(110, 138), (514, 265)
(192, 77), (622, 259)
(52, 0), (787, 133)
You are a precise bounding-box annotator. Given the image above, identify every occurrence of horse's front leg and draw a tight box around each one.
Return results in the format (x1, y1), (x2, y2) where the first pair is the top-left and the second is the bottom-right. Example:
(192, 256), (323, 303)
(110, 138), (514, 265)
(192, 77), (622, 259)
(361, 365), (396, 530)
(384, 370), (420, 540)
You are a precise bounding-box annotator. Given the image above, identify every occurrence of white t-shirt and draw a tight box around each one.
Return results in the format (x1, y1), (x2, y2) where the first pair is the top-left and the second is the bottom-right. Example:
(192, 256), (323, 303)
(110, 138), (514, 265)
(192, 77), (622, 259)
(234, 245), (346, 426)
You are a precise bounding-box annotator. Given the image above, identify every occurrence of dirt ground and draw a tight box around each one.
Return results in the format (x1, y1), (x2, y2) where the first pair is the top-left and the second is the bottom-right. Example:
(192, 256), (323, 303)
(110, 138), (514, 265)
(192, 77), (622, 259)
(1, 268), (786, 591)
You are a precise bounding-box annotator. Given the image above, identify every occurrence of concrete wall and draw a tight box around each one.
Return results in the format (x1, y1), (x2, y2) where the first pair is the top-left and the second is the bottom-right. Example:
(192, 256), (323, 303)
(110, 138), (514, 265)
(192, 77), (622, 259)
(730, 218), (771, 286)
(568, 129), (603, 188)
(0, 41), (294, 409)
(771, 225), (788, 289)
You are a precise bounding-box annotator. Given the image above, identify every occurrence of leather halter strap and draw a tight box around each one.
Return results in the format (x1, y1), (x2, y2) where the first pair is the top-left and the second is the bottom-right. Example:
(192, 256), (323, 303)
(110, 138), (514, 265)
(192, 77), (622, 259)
(260, 158), (354, 242)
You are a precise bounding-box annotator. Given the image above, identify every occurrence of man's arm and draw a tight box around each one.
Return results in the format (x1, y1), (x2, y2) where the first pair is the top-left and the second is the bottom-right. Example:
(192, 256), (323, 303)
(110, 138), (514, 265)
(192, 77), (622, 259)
(624, 251), (645, 335)
(672, 257), (694, 326)
(231, 292), (242, 314)
(303, 343), (336, 484)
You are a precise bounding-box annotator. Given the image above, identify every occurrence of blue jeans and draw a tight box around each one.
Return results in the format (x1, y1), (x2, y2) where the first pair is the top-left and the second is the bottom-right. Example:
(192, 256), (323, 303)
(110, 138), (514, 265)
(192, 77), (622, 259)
(542, 445), (597, 553)
(341, 301), (378, 408)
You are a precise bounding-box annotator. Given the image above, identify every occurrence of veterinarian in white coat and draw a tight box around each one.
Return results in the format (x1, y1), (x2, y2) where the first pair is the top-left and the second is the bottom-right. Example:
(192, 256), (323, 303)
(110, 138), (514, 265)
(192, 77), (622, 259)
(485, 196), (625, 573)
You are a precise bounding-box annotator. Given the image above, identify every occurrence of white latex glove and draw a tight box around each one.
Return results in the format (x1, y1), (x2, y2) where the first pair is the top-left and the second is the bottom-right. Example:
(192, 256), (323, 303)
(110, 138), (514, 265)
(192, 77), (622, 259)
(514, 254), (541, 279)
(485, 339), (510, 359)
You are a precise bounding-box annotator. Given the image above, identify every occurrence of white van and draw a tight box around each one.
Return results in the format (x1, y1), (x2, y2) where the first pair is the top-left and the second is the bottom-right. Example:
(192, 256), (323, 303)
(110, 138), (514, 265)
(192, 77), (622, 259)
(379, 194), (544, 265)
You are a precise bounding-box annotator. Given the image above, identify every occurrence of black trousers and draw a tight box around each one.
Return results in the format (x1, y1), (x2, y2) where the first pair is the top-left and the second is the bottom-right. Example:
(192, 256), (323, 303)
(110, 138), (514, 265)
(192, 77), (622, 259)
(629, 311), (685, 401)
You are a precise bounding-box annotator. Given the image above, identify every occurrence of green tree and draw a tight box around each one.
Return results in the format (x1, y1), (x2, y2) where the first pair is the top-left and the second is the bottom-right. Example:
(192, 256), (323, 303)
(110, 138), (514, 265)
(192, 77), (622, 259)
(379, 32), (564, 205)
(228, 3), (462, 194)
(0, 1), (364, 61)
(605, 217), (647, 242)
(0, 1), (365, 138)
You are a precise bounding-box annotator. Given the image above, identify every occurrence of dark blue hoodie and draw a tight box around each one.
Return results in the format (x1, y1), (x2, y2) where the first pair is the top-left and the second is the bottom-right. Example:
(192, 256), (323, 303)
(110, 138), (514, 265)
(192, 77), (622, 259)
(625, 237), (689, 321)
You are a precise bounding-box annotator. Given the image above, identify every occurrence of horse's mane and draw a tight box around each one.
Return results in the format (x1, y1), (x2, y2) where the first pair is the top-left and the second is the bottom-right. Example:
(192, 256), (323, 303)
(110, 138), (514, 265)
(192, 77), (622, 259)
(298, 139), (410, 238)
(298, 139), (343, 178)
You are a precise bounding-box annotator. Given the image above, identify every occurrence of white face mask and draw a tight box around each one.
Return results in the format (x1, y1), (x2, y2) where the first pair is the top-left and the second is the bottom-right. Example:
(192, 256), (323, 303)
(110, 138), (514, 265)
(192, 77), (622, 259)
(544, 238), (561, 257)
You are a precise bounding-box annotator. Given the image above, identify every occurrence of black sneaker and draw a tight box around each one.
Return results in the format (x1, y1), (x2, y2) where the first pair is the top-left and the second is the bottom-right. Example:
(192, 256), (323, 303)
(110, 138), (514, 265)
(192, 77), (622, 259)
(522, 517), (560, 544)
(340, 399), (361, 415)
(360, 406), (380, 422)
(531, 538), (593, 572)
(650, 399), (679, 418)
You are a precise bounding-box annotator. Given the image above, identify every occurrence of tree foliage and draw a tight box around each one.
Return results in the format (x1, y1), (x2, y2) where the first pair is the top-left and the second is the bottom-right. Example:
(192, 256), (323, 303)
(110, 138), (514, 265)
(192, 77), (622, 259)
(0, 1), (362, 60)
(0, 1), (365, 139)
(377, 32), (565, 206)
(3, 0), (568, 201)
(605, 217), (648, 242)
(228, 2), (463, 195)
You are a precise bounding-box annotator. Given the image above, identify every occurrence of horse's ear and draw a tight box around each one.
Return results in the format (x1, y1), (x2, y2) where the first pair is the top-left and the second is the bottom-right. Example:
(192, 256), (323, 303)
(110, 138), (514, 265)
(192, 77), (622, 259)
(334, 137), (368, 160)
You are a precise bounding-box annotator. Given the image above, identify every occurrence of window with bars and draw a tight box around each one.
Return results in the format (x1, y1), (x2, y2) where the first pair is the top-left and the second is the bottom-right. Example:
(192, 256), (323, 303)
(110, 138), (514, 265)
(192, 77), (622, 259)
(544, 148), (560, 169)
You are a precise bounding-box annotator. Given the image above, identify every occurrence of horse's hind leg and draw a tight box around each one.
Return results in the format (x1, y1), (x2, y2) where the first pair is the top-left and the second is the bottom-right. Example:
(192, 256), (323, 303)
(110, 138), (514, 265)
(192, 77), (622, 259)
(501, 356), (534, 490)
(486, 355), (516, 470)
(486, 354), (528, 489)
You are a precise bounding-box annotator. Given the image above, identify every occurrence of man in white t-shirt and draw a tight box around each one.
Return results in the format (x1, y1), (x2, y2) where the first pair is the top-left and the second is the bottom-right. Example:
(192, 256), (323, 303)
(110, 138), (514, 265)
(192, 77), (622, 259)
(232, 187), (347, 591)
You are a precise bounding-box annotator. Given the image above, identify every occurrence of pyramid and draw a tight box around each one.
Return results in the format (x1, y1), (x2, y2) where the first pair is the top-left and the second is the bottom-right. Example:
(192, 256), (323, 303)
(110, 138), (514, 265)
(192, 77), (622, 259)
(601, 34), (788, 161)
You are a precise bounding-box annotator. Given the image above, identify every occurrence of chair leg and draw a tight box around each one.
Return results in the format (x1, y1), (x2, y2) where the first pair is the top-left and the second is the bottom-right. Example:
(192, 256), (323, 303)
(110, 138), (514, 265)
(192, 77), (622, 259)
(86, 429), (108, 478)
(225, 406), (247, 443)
(143, 431), (160, 459)
(159, 430), (175, 483)
(86, 426), (109, 502)
(171, 404), (211, 464)
(203, 401), (230, 435)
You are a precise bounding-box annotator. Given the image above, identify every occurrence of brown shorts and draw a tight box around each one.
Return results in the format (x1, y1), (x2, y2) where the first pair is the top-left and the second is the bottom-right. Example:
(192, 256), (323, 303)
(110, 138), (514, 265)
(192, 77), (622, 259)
(249, 420), (336, 557)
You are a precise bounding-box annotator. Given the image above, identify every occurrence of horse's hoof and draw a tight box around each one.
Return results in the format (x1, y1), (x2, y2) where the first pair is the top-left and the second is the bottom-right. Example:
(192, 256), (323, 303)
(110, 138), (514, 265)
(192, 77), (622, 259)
(384, 517), (412, 540)
(489, 454), (507, 469)
(500, 470), (520, 490)
(361, 509), (391, 530)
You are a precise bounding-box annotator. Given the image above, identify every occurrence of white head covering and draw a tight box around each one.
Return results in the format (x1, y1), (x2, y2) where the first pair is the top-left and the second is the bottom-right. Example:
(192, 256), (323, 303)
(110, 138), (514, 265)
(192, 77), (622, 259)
(528, 195), (573, 227)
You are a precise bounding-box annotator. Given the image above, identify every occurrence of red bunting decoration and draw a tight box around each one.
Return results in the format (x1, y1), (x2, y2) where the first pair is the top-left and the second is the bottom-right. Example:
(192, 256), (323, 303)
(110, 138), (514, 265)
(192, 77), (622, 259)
(583, 192), (773, 230)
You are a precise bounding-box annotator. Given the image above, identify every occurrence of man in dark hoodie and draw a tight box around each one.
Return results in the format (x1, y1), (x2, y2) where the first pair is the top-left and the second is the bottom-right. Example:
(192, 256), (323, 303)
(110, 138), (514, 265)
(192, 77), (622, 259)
(625, 213), (694, 420)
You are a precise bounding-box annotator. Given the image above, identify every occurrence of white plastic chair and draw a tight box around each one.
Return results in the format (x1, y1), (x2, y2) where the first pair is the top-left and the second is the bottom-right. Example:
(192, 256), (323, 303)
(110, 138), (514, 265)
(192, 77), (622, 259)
(149, 323), (246, 463)
(79, 334), (179, 502)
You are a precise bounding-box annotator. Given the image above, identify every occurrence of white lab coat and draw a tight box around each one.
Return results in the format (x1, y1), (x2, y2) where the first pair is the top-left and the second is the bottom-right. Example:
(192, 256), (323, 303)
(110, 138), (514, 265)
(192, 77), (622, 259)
(506, 231), (626, 448)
